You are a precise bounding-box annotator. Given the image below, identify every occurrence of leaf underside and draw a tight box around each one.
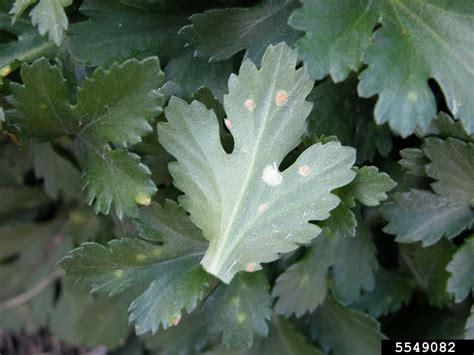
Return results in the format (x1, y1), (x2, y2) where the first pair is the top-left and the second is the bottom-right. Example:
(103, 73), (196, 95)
(158, 43), (356, 283)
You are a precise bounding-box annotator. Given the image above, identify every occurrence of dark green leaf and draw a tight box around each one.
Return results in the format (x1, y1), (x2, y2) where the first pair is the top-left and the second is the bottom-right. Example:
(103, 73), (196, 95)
(354, 269), (415, 318)
(423, 138), (474, 205)
(250, 316), (323, 355)
(164, 51), (234, 102)
(307, 78), (392, 162)
(180, 0), (300, 64)
(291, 0), (474, 136)
(70, 0), (186, 66)
(290, 0), (377, 82)
(273, 219), (378, 316)
(50, 280), (132, 349)
(382, 190), (474, 246)
(399, 148), (428, 177)
(204, 272), (271, 350)
(400, 241), (455, 307)
(10, 57), (164, 218)
(31, 142), (82, 200)
(310, 296), (385, 355)
(60, 201), (211, 334)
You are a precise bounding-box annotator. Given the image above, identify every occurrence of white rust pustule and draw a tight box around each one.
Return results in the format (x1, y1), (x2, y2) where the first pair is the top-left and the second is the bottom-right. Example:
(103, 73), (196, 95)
(244, 98), (255, 111)
(171, 314), (181, 326)
(275, 90), (288, 106)
(298, 165), (311, 177)
(262, 162), (283, 186)
(258, 203), (268, 213)
(246, 263), (257, 272)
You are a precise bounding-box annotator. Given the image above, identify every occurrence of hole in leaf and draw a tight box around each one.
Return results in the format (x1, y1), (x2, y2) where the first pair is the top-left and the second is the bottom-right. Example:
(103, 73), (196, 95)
(0, 30), (17, 44)
(428, 78), (448, 114)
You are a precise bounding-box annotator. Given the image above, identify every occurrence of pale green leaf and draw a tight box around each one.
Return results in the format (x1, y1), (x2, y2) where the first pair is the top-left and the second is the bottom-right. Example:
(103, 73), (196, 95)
(447, 237), (474, 303)
(158, 43), (356, 283)
(29, 0), (72, 46)
(1, 2), (54, 79)
(204, 272), (271, 350)
(10, 0), (36, 20)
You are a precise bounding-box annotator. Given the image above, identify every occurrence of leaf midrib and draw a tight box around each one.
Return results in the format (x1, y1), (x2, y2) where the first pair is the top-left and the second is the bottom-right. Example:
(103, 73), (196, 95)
(205, 53), (283, 274)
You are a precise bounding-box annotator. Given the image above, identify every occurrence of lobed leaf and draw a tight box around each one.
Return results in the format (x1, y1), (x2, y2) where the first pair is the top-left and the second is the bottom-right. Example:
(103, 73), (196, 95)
(204, 272), (272, 350)
(310, 296), (385, 355)
(290, 0), (474, 136)
(158, 43), (356, 283)
(355, 269), (415, 318)
(307, 77), (392, 162)
(290, 0), (377, 82)
(60, 201), (211, 334)
(180, 0), (300, 63)
(69, 0), (187, 66)
(273, 217), (378, 316)
(253, 316), (323, 355)
(10, 0), (72, 46)
(382, 190), (473, 246)
(10, 57), (164, 218)
(31, 142), (82, 200)
(0, 2), (55, 82)
(447, 237), (474, 303)
(342, 166), (396, 207)
(400, 241), (455, 307)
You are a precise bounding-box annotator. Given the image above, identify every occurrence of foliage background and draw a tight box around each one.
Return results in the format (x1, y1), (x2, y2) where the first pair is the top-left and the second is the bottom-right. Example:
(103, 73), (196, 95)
(0, 0), (473, 354)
